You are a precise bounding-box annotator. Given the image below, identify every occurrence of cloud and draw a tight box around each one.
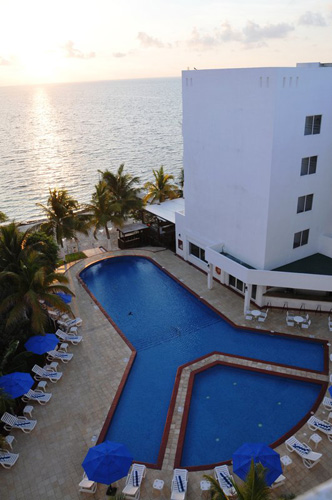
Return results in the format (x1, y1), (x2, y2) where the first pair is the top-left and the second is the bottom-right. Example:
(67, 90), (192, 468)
(63, 40), (95, 59)
(298, 11), (328, 27)
(113, 52), (127, 58)
(187, 20), (294, 49)
(243, 21), (294, 43)
(137, 32), (169, 48)
(0, 56), (11, 66)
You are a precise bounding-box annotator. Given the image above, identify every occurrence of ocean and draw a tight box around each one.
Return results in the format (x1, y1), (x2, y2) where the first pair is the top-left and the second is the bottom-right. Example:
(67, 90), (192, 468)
(0, 77), (183, 222)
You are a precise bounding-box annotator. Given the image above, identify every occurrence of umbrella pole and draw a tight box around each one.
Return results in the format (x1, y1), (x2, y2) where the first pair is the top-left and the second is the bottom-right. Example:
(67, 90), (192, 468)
(106, 484), (117, 496)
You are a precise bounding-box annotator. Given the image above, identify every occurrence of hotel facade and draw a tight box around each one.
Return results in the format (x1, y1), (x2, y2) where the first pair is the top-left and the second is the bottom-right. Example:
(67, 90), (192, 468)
(176, 63), (332, 312)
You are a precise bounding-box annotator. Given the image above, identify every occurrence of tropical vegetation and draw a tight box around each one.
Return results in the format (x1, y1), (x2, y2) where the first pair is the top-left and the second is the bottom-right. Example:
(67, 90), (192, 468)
(204, 460), (272, 500)
(87, 180), (122, 243)
(143, 166), (180, 204)
(37, 188), (90, 258)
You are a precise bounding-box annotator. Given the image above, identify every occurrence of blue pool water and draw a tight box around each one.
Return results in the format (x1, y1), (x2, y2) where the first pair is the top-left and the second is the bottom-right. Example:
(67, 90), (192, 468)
(181, 365), (322, 466)
(80, 256), (325, 465)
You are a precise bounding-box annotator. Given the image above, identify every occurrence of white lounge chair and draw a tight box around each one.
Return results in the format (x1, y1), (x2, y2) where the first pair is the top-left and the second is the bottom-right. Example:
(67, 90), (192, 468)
(285, 436), (322, 468)
(214, 465), (236, 496)
(258, 309), (268, 322)
(22, 389), (52, 405)
(55, 329), (83, 345)
(32, 364), (63, 383)
(0, 449), (19, 468)
(308, 416), (332, 441)
(122, 464), (146, 499)
(78, 472), (97, 494)
(1, 412), (37, 433)
(57, 317), (82, 332)
(47, 349), (73, 363)
(43, 361), (59, 372)
(271, 474), (286, 489)
(171, 468), (188, 500)
(323, 396), (332, 410)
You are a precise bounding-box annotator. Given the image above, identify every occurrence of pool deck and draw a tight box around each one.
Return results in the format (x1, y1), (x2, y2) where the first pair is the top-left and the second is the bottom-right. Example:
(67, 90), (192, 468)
(1, 246), (332, 499)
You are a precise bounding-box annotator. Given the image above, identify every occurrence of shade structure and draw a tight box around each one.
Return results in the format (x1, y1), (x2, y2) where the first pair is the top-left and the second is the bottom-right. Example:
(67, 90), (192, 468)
(24, 333), (59, 355)
(0, 372), (34, 398)
(82, 441), (133, 485)
(56, 292), (72, 304)
(233, 443), (282, 486)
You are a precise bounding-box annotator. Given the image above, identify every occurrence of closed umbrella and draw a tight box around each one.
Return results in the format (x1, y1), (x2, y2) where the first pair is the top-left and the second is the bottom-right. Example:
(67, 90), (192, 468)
(233, 442), (282, 486)
(82, 441), (133, 485)
(0, 372), (34, 398)
(24, 333), (59, 355)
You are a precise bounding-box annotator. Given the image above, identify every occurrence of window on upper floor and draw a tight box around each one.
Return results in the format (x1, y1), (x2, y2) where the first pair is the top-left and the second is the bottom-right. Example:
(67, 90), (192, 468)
(304, 115), (322, 135)
(293, 229), (309, 248)
(301, 156), (317, 176)
(297, 194), (313, 214)
(189, 242), (207, 262)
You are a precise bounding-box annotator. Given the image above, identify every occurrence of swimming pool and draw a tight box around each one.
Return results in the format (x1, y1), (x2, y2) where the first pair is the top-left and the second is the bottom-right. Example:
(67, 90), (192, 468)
(80, 256), (326, 466)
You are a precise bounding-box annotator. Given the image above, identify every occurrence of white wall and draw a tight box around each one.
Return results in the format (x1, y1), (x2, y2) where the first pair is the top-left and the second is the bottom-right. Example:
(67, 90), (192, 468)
(181, 65), (332, 272)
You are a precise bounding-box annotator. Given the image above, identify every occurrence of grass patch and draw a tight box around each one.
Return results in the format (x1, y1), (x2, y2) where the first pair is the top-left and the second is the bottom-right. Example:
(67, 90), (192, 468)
(58, 251), (87, 266)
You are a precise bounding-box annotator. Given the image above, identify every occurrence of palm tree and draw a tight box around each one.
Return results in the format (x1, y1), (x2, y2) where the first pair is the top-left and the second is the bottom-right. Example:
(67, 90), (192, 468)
(0, 211), (7, 223)
(204, 461), (271, 500)
(100, 164), (143, 221)
(0, 250), (73, 334)
(0, 222), (33, 273)
(87, 181), (122, 244)
(143, 166), (179, 204)
(37, 188), (90, 258)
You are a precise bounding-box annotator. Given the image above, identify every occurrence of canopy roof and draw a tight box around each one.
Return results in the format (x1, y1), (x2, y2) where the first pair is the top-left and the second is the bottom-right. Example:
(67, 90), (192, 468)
(143, 198), (185, 224)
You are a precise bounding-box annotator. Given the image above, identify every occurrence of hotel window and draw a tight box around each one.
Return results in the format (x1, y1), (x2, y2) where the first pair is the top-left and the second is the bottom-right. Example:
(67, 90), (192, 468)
(304, 115), (322, 135)
(297, 194), (313, 213)
(189, 242), (207, 262)
(301, 156), (317, 176)
(293, 229), (309, 248)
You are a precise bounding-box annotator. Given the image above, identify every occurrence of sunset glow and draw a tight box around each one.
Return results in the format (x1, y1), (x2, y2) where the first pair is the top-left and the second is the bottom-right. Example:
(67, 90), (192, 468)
(1, 0), (331, 86)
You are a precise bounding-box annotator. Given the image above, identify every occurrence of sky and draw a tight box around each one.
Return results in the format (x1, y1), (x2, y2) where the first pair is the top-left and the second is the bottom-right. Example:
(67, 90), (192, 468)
(0, 0), (331, 86)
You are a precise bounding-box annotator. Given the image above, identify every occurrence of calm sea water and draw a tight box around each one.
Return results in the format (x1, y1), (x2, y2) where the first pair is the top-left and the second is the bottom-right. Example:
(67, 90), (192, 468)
(0, 78), (183, 222)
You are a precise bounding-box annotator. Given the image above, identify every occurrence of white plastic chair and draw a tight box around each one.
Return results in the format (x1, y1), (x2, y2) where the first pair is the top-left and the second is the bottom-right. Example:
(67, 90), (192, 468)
(22, 389), (52, 405)
(301, 319), (311, 329)
(171, 469), (188, 500)
(258, 309), (268, 322)
(214, 465), (236, 496)
(122, 464), (146, 499)
(32, 364), (63, 383)
(285, 436), (322, 468)
(78, 472), (97, 494)
(1, 412), (37, 433)
(308, 416), (332, 442)
(0, 449), (19, 468)
(47, 350), (73, 363)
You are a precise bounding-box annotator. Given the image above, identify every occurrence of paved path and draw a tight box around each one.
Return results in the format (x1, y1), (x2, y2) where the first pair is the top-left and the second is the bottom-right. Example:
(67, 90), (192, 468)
(1, 247), (332, 499)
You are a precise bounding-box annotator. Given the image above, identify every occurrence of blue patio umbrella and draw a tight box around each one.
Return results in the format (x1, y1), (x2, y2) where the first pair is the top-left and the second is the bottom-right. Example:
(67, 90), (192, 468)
(82, 441), (133, 485)
(0, 372), (34, 398)
(56, 292), (72, 304)
(233, 442), (282, 486)
(24, 333), (59, 355)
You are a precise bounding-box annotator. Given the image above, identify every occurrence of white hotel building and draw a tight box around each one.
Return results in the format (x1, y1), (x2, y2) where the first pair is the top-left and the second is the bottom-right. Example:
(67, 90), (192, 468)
(175, 63), (332, 312)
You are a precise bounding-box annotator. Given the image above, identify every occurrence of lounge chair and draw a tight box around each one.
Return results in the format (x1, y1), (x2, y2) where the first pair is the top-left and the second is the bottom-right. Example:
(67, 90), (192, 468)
(214, 465), (236, 496)
(323, 396), (332, 410)
(57, 317), (82, 332)
(1, 412), (37, 433)
(258, 309), (268, 322)
(308, 416), (332, 441)
(271, 474), (286, 489)
(32, 364), (63, 383)
(171, 468), (188, 500)
(285, 436), (322, 468)
(122, 464), (146, 499)
(47, 349), (73, 363)
(78, 472), (97, 494)
(0, 449), (19, 468)
(55, 329), (83, 345)
(22, 389), (52, 405)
